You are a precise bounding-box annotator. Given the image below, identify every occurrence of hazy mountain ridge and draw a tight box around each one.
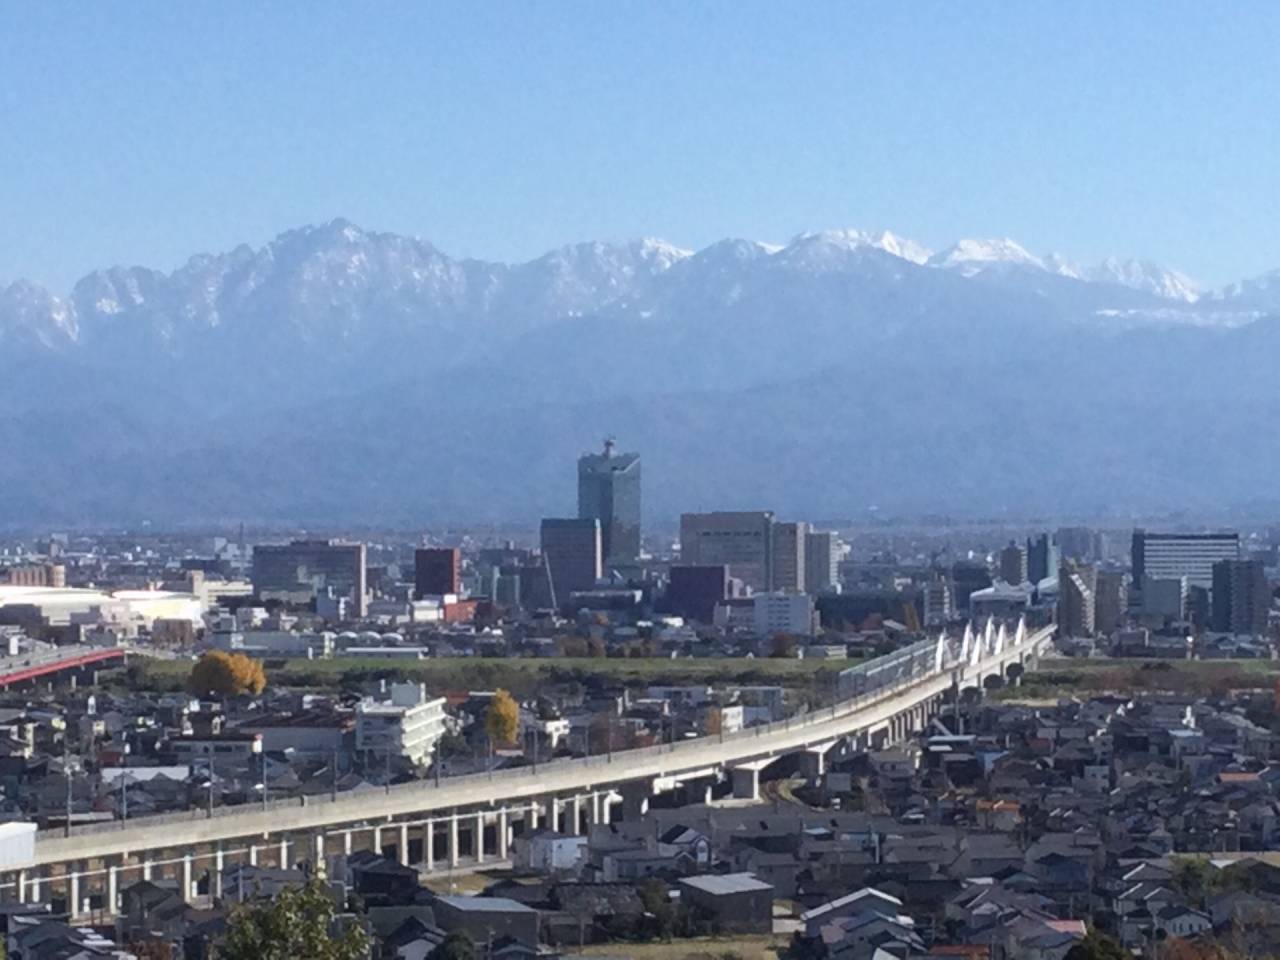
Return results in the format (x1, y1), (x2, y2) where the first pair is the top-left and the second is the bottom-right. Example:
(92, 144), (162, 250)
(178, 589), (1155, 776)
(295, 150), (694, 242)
(0, 220), (1277, 526)
(1, 220), (1271, 355)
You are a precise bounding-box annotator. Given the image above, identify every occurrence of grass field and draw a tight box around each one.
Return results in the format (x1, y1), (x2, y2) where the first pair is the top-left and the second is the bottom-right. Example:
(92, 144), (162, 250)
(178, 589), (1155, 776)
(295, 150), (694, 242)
(120, 654), (849, 697)
(995, 656), (1280, 701)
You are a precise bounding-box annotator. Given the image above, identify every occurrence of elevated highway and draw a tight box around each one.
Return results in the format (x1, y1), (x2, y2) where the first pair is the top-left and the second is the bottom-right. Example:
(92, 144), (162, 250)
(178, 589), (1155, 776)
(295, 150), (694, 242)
(0, 645), (124, 689)
(4, 621), (1053, 916)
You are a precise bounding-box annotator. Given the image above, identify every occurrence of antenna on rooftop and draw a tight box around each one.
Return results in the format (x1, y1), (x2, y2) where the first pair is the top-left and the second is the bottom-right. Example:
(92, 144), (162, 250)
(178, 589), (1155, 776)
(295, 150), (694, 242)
(602, 436), (616, 458)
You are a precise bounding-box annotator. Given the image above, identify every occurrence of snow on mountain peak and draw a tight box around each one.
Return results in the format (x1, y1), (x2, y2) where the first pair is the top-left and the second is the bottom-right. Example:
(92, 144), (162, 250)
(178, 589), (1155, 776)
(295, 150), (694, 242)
(1043, 253), (1084, 280)
(928, 238), (1044, 276)
(631, 237), (693, 268)
(1087, 257), (1200, 303)
(784, 229), (932, 266)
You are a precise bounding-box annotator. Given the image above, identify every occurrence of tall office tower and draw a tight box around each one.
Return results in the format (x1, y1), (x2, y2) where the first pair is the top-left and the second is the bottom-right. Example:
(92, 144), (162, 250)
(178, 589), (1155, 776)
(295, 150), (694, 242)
(999, 541), (1028, 584)
(921, 579), (954, 626)
(1094, 570), (1128, 634)
(1058, 561), (1097, 637)
(577, 439), (641, 564)
(680, 511), (775, 593)
(804, 530), (840, 594)
(414, 547), (461, 598)
(771, 521), (808, 593)
(1212, 559), (1271, 635)
(1026, 533), (1060, 584)
(1131, 531), (1240, 597)
(252, 539), (367, 617)
(539, 518), (602, 605)
(952, 561), (993, 613)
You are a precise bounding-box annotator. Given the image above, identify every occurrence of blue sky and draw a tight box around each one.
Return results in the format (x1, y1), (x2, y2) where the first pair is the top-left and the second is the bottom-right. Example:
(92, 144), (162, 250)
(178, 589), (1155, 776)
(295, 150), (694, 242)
(1, 2), (1277, 290)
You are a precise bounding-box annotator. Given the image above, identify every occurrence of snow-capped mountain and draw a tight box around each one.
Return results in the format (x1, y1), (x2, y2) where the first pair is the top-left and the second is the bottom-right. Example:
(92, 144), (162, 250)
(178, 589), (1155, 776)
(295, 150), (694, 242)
(785, 229), (932, 266)
(1086, 257), (1200, 303)
(927, 238), (1045, 276)
(0, 222), (1241, 352)
(0, 280), (77, 348)
(0, 219), (1277, 525)
(1042, 253), (1084, 279)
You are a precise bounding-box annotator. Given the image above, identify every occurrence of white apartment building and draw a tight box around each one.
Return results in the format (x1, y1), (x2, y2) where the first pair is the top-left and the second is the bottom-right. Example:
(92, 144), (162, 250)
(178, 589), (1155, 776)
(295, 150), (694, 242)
(752, 592), (816, 639)
(355, 682), (448, 765)
(1133, 532), (1239, 590)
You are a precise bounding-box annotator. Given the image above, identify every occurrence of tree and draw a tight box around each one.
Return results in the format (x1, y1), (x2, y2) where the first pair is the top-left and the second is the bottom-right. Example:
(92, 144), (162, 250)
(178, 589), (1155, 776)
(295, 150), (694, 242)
(769, 633), (798, 658)
(427, 933), (475, 960)
(636, 877), (675, 941)
(188, 651), (267, 697)
(217, 879), (367, 960)
(485, 688), (519, 747)
(1063, 930), (1134, 960)
(1170, 855), (1213, 906)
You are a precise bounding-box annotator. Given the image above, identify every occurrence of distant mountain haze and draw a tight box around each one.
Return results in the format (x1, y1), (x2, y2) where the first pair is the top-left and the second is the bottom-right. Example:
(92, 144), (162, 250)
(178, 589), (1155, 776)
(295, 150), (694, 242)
(2, 220), (1278, 527)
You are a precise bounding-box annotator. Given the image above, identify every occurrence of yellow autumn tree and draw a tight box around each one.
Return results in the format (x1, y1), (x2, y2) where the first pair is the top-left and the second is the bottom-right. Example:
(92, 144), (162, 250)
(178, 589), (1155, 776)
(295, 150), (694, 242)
(187, 651), (268, 697)
(485, 689), (519, 747)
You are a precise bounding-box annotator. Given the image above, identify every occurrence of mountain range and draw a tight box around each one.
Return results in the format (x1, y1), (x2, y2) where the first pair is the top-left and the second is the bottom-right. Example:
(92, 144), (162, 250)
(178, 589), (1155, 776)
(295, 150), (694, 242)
(2, 220), (1279, 528)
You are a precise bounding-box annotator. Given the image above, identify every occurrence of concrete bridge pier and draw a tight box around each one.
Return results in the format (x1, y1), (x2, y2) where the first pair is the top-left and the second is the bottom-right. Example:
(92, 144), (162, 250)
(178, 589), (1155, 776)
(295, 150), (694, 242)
(67, 866), (80, 921)
(396, 824), (409, 867)
(732, 766), (760, 800)
(107, 862), (119, 914)
(474, 812), (486, 862)
(213, 847), (225, 899)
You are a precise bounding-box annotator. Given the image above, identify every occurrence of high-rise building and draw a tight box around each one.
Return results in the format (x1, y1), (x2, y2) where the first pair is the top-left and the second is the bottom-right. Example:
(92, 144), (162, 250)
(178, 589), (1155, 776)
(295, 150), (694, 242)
(667, 565), (731, 623)
(1211, 559), (1270, 635)
(414, 548), (461, 598)
(1059, 561), (1097, 637)
(999, 542), (1028, 584)
(1132, 531), (1240, 591)
(922, 579), (954, 627)
(577, 439), (641, 564)
(252, 540), (367, 617)
(804, 531), (840, 594)
(540, 518), (602, 605)
(1026, 533), (1060, 584)
(1095, 570), (1127, 634)
(771, 521), (808, 593)
(952, 562), (992, 613)
(680, 511), (775, 593)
